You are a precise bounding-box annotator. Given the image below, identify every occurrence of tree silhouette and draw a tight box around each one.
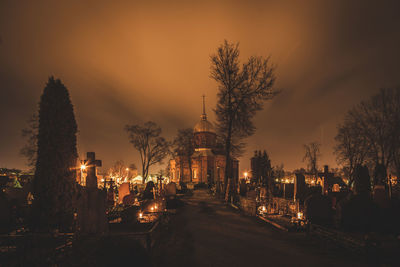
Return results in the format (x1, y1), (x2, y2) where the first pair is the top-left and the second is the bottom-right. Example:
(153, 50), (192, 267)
(303, 142), (321, 176)
(210, 40), (277, 200)
(125, 121), (170, 183)
(334, 117), (368, 186)
(335, 88), (400, 183)
(251, 150), (273, 185)
(33, 77), (78, 232)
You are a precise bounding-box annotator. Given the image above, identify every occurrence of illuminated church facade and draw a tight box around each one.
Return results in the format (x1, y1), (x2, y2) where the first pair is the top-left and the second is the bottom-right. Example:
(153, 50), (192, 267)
(169, 98), (239, 185)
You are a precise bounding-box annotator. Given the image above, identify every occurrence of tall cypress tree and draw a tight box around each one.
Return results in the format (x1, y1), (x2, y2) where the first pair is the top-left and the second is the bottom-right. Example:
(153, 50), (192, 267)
(33, 77), (78, 231)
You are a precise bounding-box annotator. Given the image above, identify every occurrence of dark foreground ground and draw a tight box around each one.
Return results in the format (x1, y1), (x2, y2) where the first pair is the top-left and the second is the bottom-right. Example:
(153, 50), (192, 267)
(152, 189), (372, 267)
(3, 190), (385, 266)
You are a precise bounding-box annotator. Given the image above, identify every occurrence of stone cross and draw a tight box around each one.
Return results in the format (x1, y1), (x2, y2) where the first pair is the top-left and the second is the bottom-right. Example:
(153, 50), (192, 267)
(84, 152), (102, 189)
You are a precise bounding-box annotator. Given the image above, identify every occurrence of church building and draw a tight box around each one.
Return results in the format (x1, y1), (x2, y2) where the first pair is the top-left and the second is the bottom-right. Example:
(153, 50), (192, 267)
(169, 98), (239, 185)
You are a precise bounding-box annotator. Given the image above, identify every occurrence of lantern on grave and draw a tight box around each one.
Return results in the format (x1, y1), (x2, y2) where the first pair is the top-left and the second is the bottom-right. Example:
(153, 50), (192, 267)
(332, 183), (340, 192)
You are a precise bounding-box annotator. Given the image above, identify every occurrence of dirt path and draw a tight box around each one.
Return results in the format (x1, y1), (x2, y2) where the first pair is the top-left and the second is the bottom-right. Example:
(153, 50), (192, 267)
(152, 189), (367, 267)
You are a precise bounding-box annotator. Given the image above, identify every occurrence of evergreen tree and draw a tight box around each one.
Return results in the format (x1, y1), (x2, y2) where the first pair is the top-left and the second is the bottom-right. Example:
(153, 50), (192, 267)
(33, 77), (78, 231)
(251, 150), (273, 185)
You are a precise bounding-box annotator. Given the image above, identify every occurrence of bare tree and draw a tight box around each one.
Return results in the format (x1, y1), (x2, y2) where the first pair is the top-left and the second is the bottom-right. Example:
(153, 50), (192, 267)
(273, 164), (285, 179)
(20, 112), (38, 171)
(173, 128), (194, 182)
(334, 117), (368, 186)
(108, 160), (128, 183)
(303, 142), (321, 175)
(335, 88), (400, 182)
(125, 121), (170, 183)
(354, 89), (396, 170)
(210, 40), (277, 200)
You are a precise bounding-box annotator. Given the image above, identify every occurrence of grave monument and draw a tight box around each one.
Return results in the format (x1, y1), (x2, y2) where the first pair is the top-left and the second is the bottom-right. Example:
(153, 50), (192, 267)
(77, 152), (108, 234)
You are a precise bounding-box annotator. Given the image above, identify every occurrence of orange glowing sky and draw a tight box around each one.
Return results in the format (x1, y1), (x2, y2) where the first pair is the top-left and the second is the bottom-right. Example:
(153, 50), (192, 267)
(1, 0), (400, 174)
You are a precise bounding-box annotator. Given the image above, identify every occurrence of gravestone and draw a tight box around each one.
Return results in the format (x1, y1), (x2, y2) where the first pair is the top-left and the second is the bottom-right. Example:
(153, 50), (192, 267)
(353, 164), (371, 195)
(118, 182), (130, 204)
(165, 182), (177, 198)
(143, 181), (155, 200)
(77, 152), (108, 234)
(294, 173), (306, 201)
(373, 164), (390, 209)
(336, 165), (377, 231)
(107, 183), (115, 207)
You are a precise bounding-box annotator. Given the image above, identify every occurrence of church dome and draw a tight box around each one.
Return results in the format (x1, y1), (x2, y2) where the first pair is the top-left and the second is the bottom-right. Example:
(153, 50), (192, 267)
(194, 95), (215, 133)
(194, 117), (215, 133)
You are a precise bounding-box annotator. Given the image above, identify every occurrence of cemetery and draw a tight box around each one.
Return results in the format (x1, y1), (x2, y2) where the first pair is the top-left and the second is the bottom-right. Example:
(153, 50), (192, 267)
(2, 5), (400, 264)
(230, 159), (400, 259)
(0, 152), (190, 265)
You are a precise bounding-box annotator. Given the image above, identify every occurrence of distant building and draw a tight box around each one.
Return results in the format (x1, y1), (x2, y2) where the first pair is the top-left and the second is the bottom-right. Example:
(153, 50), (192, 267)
(170, 98), (239, 184)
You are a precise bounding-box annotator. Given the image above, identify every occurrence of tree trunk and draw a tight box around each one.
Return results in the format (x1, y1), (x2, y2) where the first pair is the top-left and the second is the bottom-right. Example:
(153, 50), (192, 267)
(224, 122), (233, 202)
(188, 155), (193, 182)
(142, 162), (146, 183)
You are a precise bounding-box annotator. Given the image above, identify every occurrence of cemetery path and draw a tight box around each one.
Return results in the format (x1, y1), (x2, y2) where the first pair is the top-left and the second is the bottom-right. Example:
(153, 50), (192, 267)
(152, 189), (368, 267)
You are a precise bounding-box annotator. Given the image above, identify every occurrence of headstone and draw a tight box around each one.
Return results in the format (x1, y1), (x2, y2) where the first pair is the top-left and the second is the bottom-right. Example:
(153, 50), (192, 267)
(76, 152), (108, 234)
(294, 173), (306, 201)
(77, 188), (108, 234)
(165, 182), (177, 197)
(336, 165), (377, 231)
(143, 181), (155, 200)
(353, 164), (371, 195)
(107, 184), (115, 207)
(373, 164), (390, 209)
(118, 182), (130, 204)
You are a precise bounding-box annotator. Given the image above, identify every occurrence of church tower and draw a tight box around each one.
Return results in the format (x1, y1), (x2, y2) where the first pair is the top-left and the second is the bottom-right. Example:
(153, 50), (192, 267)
(193, 95), (216, 149)
(191, 95), (217, 184)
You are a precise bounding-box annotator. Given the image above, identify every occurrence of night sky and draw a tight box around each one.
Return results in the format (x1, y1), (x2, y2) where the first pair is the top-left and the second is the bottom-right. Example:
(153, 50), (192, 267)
(1, 0), (400, 174)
